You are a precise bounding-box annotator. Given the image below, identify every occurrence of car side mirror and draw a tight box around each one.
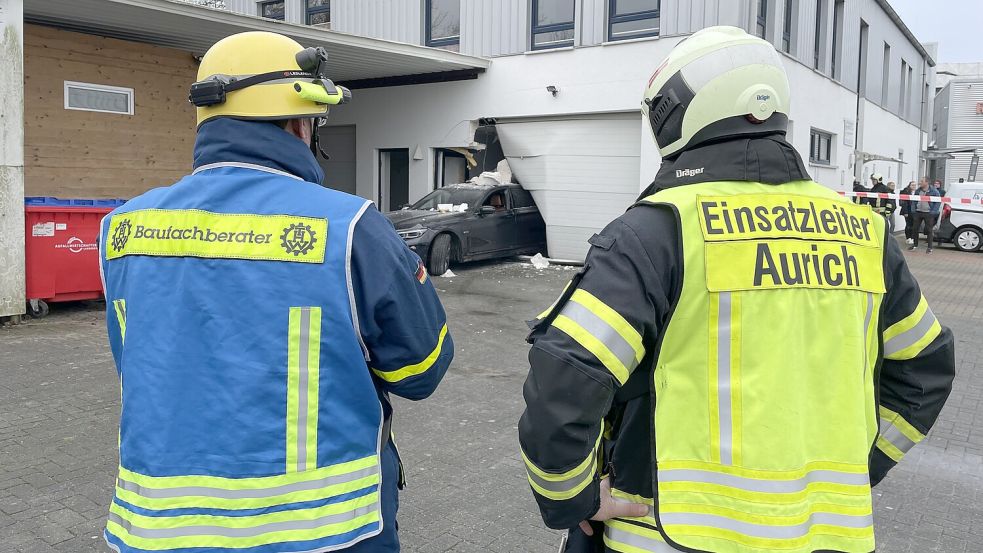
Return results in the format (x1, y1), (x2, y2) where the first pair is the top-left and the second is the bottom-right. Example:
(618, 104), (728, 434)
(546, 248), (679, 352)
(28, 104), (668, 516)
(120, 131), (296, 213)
(479, 206), (497, 216)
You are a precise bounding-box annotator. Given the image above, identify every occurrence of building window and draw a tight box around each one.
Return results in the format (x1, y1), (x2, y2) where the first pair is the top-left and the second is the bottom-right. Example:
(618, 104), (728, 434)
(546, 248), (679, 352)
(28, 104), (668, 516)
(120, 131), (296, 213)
(881, 43), (891, 107)
(812, 0), (824, 69)
(258, 0), (285, 20)
(64, 81), (134, 115)
(532, 0), (575, 50)
(306, 0), (330, 25)
(810, 129), (832, 165)
(781, 0), (794, 53)
(899, 59), (908, 115)
(608, 0), (660, 42)
(426, 0), (460, 47)
(906, 65), (914, 119)
(756, 0), (768, 39)
(831, 0), (844, 80)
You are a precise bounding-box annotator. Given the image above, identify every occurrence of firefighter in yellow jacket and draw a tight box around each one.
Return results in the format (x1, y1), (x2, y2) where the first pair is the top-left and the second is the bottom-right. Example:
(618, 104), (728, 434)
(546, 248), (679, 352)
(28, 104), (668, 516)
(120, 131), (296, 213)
(518, 26), (955, 553)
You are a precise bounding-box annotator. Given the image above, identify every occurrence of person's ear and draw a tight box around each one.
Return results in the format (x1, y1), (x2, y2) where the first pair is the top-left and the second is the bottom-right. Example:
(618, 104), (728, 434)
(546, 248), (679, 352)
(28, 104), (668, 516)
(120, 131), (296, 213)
(286, 118), (314, 146)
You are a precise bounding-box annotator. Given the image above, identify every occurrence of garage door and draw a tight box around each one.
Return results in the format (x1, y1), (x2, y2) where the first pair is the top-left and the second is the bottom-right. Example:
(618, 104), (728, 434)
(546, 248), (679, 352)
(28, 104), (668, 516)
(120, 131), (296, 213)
(496, 113), (642, 261)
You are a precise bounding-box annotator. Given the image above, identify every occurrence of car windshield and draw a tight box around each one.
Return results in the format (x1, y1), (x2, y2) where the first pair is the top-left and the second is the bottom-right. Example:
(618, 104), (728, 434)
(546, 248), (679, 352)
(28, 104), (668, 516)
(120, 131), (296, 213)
(410, 187), (489, 210)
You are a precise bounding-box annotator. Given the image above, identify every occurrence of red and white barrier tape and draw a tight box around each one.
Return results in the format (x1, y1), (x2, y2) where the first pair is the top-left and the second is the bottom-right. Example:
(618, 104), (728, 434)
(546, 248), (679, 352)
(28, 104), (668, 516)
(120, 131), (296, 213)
(839, 191), (983, 206)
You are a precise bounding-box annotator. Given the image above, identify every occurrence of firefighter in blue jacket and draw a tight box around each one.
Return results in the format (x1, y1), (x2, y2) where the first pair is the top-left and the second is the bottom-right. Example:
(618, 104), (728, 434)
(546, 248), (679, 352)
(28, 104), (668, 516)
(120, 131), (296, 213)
(99, 32), (453, 553)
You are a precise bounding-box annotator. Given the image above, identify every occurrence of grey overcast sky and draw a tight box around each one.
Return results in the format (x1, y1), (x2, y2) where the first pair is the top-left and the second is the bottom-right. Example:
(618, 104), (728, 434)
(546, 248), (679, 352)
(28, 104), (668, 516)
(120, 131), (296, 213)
(888, 0), (983, 63)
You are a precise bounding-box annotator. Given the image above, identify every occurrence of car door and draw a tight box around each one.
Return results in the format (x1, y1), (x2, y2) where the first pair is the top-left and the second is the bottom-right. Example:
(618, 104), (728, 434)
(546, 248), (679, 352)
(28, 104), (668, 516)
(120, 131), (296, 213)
(466, 188), (516, 257)
(509, 186), (547, 252)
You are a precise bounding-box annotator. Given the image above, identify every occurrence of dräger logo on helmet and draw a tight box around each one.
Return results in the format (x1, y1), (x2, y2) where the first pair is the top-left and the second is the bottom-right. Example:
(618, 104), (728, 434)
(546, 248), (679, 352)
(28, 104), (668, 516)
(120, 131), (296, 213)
(105, 210), (328, 264)
(676, 168), (705, 178)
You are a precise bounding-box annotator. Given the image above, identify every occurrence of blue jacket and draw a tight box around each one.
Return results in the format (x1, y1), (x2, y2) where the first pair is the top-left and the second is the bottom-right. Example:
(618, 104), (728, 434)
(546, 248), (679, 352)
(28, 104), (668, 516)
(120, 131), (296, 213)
(913, 186), (942, 215)
(100, 119), (452, 553)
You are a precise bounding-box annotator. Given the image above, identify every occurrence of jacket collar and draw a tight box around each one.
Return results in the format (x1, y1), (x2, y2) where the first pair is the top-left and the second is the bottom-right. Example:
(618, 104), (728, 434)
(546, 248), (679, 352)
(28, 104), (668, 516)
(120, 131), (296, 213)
(639, 133), (811, 199)
(192, 119), (325, 185)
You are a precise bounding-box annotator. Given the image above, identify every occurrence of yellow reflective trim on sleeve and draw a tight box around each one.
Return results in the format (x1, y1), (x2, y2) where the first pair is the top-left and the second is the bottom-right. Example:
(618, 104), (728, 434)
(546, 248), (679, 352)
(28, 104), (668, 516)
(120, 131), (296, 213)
(112, 299), (127, 343)
(883, 295), (928, 343)
(879, 406), (925, 443)
(570, 289), (645, 363)
(105, 209), (328, 263)
(886, 319), (941, 361)
(521, 431), (601, 501)
(875, 436), (904, 463)
(371, 324), (448, 383)
(551, 314), (630, 384)
(537, 280), (572, 320)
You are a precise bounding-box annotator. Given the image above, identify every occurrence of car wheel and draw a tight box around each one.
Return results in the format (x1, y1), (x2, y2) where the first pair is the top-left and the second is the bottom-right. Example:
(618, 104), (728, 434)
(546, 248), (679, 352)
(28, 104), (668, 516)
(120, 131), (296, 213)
(427, 234), (452, 275)
(953, 227), (983, 252)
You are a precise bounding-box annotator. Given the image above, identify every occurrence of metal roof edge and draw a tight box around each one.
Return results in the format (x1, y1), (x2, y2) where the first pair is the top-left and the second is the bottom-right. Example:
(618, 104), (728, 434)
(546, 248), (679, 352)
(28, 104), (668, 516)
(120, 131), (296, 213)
(48, 0), (491, 68)
(874, 0), (935, 67)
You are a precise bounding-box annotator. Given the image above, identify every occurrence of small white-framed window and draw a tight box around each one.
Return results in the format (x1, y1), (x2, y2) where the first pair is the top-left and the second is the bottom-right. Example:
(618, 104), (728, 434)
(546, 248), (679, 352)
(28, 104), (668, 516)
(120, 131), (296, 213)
(64, 81), (134, 115)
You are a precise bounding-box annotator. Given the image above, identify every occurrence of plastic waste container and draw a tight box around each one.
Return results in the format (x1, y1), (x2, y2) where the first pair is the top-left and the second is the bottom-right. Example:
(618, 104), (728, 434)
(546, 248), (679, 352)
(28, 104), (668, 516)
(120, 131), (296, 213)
(24, 197), (127, 317)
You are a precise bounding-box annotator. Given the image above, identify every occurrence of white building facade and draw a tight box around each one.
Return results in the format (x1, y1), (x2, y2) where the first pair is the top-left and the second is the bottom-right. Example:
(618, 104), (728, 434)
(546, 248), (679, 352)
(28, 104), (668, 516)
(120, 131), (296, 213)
(231, 0), (936, 260)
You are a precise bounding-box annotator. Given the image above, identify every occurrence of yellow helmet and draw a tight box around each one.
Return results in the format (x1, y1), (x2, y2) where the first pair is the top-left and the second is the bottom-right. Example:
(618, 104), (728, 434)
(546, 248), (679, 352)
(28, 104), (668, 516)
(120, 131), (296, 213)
(191, 31), (350, 128)
(641, 26), (790, 159)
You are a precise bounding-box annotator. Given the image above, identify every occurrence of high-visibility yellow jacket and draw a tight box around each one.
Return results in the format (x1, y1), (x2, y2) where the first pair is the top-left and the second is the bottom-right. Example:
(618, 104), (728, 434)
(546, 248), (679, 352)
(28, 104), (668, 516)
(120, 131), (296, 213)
(519, 135), (955, 553)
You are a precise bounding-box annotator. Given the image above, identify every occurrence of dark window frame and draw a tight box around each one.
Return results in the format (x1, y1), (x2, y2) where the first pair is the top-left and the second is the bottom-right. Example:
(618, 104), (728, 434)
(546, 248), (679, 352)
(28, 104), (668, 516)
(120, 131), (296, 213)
(809, 128), (833, 165)
(258, 0), (285, 20)
(813, 0), (824, 69)
(781, 0), (793, 53)
(306, 0), (330, 25)
(607, 0), (660, 42)
(426, 0), (460, 47)
(756, 0), (768, 39)
(531, 0), (576, 51)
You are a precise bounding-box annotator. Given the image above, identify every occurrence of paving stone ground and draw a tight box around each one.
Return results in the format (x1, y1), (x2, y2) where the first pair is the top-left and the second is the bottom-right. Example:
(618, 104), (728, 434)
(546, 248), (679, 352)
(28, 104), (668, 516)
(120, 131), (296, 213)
(1, 239), (981, 552)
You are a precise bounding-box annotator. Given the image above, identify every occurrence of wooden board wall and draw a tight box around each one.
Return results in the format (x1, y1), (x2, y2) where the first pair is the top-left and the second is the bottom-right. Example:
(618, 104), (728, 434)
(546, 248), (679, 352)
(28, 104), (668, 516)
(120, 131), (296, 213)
(24, 24), (198, 199)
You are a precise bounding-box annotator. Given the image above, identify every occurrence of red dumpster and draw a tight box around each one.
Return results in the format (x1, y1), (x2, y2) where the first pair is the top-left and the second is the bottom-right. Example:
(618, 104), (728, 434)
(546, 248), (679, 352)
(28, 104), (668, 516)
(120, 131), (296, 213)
(24, 197), (127, 316)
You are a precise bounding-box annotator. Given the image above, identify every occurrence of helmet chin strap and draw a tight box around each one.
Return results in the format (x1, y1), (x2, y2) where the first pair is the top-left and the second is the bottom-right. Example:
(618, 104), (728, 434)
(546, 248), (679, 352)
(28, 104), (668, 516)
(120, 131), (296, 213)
(310, 117), (330, 160)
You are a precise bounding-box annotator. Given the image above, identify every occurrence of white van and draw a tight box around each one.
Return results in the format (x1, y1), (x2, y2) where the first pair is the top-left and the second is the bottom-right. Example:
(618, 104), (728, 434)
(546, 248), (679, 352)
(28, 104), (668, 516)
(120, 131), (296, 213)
(938, 181), (983, 252)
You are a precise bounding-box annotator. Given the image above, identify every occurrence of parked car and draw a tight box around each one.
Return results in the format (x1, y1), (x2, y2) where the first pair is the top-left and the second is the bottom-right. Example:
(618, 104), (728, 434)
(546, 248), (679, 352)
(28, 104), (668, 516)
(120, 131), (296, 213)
(386, 183), (547, 275)
(937, 181), (983, 252)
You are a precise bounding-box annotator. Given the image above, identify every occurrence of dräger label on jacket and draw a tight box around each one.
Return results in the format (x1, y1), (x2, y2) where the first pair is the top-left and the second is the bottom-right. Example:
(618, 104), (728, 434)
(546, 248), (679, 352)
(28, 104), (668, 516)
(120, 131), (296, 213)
(105, 209), (328, 263)
(697, 194), (885, 293)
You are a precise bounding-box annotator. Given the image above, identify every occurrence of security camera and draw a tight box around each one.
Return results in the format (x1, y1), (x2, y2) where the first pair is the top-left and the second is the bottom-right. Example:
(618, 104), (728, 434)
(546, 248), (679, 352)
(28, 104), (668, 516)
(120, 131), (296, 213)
(546, 85), (559, 97)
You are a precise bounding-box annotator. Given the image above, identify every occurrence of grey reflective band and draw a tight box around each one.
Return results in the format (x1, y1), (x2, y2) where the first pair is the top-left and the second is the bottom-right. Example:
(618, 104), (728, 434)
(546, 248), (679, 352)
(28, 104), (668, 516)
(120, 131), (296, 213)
(660, 511), (873, 539)
(525, 453), (596, 495)
(116, 466), (378, 500)
(884, 305), (938, 356)
(659, 468), (870, 492)
(863, 293), (873, 366)
(108, 502), (378, 539)
(297, 307), (312, 472)
(559, 300), (639, 371)
(192, 162), (303, 181)
(879, 419), (918, 453)
(604, 525), (675, 552)
(717, 292), (733, 466)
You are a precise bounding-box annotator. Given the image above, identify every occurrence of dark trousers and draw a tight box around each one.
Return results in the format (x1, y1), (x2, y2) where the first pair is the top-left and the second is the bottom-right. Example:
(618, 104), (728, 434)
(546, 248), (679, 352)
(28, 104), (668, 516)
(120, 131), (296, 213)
(904, 214), (914, 239)
(912, 212), (937, 249)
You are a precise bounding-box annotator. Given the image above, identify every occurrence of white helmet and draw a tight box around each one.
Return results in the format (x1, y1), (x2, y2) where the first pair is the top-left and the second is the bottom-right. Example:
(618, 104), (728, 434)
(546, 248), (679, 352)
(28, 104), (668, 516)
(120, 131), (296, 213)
(642, 26), (791, 159)
(871, 173), (883, 182)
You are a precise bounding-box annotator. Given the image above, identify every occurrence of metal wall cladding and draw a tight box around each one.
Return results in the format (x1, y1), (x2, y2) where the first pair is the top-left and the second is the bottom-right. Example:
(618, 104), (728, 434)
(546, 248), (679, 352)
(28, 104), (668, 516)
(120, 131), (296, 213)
(332, 0), (423, 45)
(461, 0), (527, 57)
(947, 81), (983, 182)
